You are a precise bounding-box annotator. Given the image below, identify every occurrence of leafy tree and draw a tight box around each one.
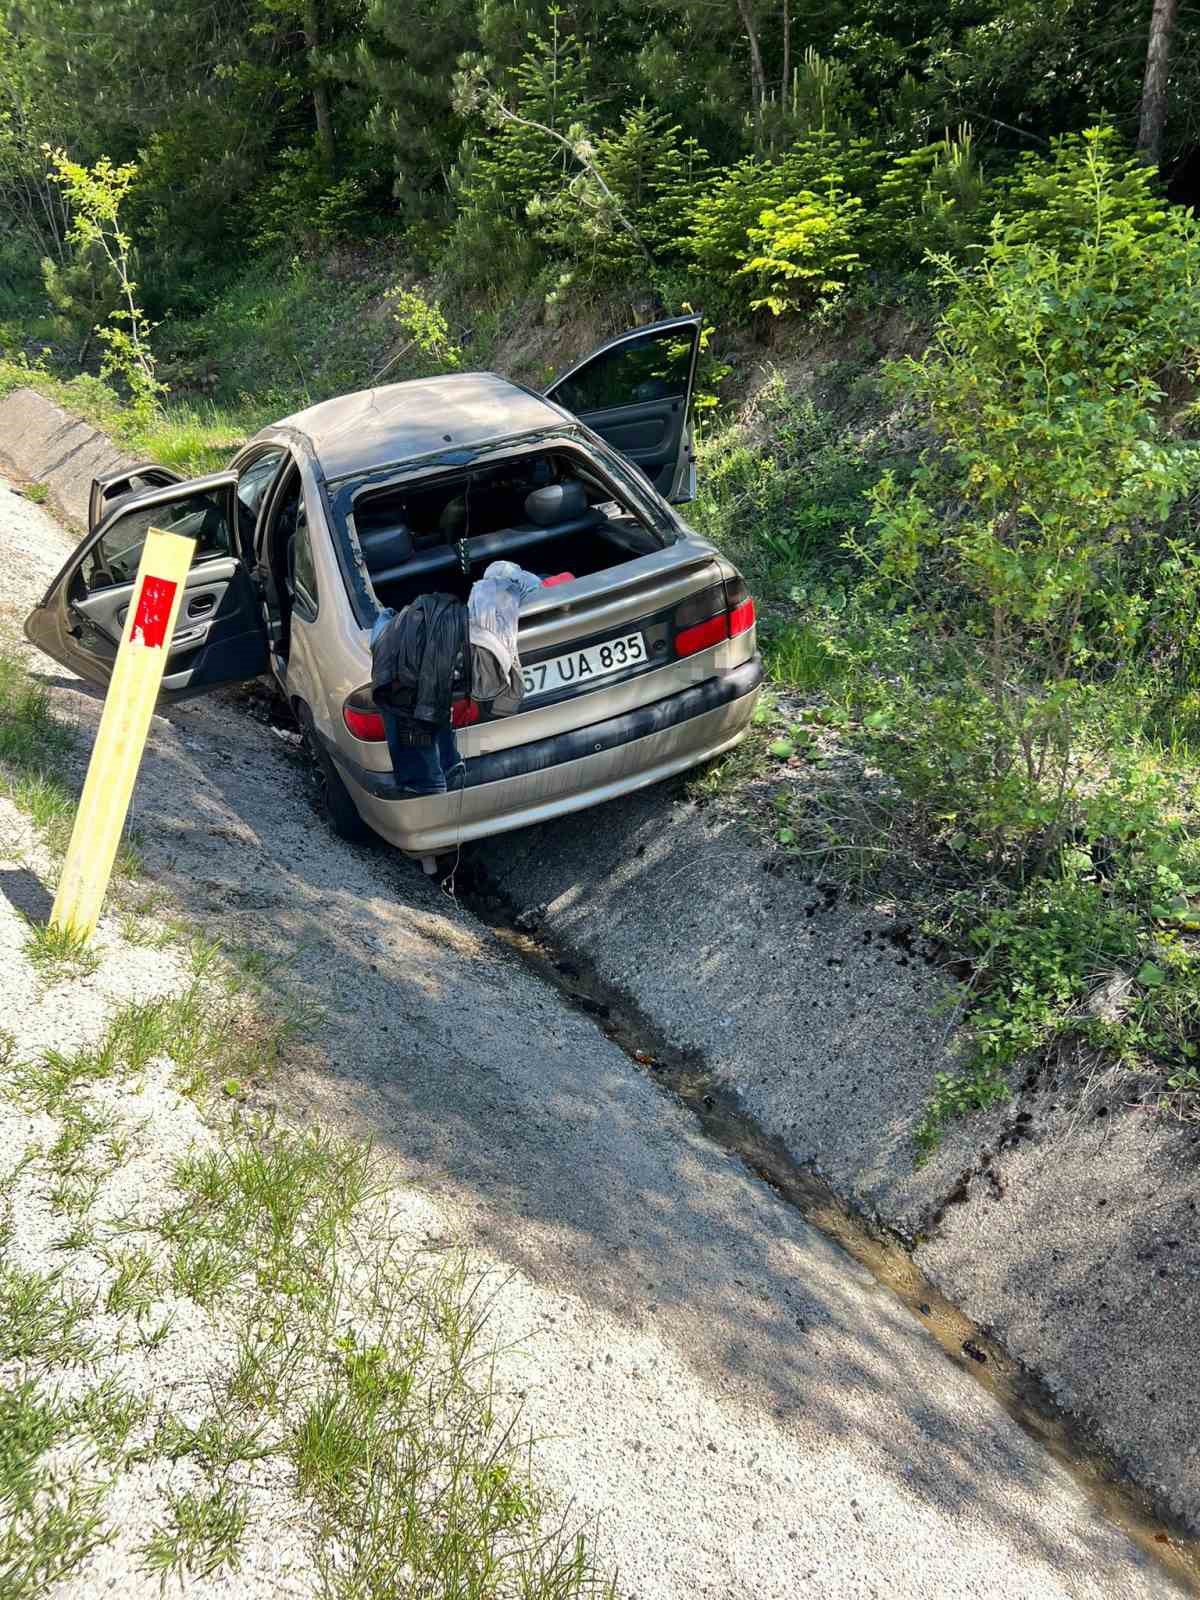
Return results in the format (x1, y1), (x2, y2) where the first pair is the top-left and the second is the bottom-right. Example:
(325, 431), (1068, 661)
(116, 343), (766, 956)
(0, 18), (67, 266)
(46, 149), (164, 416)
(523, 104), (709, 281)
(873, 127), (988, 263)
(995, 125), (1169, 244)
(455, 20), (600, 229)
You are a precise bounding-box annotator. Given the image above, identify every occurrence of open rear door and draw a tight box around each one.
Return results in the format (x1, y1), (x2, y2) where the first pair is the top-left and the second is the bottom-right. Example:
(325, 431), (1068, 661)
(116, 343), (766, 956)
(544, 314), (701, 503)
(26, 473), (269, 702)
(89, 463), (184, 533)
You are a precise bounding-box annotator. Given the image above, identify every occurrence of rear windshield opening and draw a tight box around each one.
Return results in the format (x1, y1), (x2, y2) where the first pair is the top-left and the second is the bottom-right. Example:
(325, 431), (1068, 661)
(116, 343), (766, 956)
(349, 448), (667, 611)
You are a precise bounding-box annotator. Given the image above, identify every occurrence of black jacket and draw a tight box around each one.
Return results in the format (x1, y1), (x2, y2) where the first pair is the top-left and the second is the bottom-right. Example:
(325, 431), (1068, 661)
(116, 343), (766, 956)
(371, 593), (469, 741)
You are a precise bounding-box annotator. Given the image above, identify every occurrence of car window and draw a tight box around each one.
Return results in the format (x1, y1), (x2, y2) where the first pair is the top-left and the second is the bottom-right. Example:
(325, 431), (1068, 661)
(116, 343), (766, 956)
(236, 448), (287, 546)
(82, 489), (232, 592)
(552, 329), (693, 414)
(292, 500), (319, 612)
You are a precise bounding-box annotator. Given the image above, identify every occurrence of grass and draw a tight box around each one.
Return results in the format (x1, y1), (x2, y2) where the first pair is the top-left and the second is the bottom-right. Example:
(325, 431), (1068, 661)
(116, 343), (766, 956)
(0, 250), (398, 480)
(137, 1485), (248, 1584)
(69, 1380), (152, 1466)
(21, 482), (48, 504)
(691, 369), (885, 601)
(101, 1245), (159, 1317)
(0, 1378), (113, 1600)
(46, 1099), (117, 1179)
(1, 946), (616, 1594)
(8, 980), (299, 1124)
(158, 1123), (373, 1303)
(23, 918), (100, 980)
(0, 648), (147, 898)
(0, 355), (258, 479)
(759, 619), (841, 693)
(151, 1411), (275, 1469)
(0, 1263), (98, 1369)
(169, 1237), (240, 1306)
(0, 1385), (115, 1589)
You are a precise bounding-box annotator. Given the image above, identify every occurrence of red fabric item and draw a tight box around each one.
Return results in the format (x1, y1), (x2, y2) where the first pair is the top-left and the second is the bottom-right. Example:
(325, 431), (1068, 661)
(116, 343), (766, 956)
(541, 572), (575, 587)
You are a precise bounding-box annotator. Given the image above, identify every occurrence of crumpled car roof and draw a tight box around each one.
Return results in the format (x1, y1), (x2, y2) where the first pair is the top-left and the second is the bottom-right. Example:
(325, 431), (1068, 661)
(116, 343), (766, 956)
(277, 372), (566, 481)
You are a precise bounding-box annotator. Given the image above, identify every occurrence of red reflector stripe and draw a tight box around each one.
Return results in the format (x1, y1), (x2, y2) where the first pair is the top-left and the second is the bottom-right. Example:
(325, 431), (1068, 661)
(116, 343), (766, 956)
(130, 575), (178, 648)
(675, 612), (730, 658)
(343, 704), (387, 741)
(729, 598), (756, 636)
(451, 697), (479, 728)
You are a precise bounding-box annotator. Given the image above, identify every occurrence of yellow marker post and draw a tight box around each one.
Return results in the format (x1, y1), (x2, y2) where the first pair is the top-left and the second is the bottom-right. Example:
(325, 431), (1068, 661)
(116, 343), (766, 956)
(51, 528), (196, 940)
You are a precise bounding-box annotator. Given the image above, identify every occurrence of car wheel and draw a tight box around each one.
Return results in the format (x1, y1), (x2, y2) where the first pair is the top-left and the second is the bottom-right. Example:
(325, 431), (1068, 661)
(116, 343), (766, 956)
(295, 701), (372, 843)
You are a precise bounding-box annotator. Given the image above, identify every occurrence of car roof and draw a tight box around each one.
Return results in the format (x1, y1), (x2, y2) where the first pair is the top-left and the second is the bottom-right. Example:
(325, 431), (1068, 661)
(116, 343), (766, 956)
(276, 372), (566, 481)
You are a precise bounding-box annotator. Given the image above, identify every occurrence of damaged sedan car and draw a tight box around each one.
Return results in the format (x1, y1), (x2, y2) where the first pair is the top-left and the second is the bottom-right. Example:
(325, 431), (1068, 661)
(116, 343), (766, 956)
(25, 315), (762, 869)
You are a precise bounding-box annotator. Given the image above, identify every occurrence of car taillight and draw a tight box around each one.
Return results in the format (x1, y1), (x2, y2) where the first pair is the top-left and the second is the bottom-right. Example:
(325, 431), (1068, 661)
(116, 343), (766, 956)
(451, 697), (479, 728)
(343, 690), (387, 742)
(673, 575), (756, 658)
(675, 612), (730, 657)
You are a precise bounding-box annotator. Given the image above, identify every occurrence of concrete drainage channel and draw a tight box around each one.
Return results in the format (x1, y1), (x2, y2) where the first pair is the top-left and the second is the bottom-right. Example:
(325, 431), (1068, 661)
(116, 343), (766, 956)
(448, 858), (1200, 1596)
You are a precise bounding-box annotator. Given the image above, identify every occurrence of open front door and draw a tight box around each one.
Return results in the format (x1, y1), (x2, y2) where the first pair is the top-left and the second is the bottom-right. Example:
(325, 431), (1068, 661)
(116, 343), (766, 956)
(89, 463), (184, 533)
(544, 314), (702, 503)
(26, 473), (270, 702)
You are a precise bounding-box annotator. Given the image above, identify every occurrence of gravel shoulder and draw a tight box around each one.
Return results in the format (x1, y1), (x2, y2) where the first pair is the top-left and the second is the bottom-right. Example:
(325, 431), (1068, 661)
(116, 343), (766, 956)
(0, 457), (1181, 1597)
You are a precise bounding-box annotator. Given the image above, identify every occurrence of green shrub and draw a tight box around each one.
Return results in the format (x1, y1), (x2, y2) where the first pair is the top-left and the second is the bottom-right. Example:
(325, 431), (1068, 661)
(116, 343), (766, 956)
(250, 147), (368, 256)
(450, 23), (597, 288)
(995, 126), (1169, 248)
(913, 735), (1200, 1154)
(685, 132), (880, 309)
(839, 127), (1200, 1147)
(737, 188), (863, 315)
(382, 285), (462, 376)
(686, 155), (789, 288)
(692, 370), (878, 589)
(41, 242), (121, 363)
(861, 128), (1200, 823)
(572, 106), (708, 279)
(873, 127), (989, 263)
(155, 259), (384, 409)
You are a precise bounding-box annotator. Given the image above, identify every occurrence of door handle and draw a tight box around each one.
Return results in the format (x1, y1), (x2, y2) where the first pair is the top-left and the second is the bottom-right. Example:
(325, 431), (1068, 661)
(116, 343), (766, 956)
(187, 594), (216, 617)
(170, 622), (208, 650)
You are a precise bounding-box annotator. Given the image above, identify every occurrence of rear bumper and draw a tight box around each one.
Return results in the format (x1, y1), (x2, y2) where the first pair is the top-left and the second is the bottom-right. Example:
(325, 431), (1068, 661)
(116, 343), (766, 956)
(328, 655), (763, 853)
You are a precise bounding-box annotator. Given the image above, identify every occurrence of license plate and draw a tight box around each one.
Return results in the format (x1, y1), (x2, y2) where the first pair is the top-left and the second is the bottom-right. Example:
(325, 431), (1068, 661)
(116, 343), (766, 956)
(520, 632), (647, 699)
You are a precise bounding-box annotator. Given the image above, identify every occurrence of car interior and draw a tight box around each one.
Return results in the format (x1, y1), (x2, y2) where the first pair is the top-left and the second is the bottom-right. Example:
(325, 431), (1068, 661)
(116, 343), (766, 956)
(350, 449), (665, 610)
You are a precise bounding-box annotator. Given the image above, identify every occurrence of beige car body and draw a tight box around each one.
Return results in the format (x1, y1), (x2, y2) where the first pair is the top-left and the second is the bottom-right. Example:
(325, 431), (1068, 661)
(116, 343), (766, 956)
(26, 320), (761, 865)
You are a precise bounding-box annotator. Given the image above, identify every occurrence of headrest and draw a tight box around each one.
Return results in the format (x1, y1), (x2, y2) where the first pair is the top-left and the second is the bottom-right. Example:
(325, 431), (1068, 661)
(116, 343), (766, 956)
(439, 495), (468, 537)
(525, 480), (588, 527)
(359, 523), (414, 566)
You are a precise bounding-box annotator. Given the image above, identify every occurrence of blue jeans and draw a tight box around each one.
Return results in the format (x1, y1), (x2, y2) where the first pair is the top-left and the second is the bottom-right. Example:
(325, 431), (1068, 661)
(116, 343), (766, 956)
(381, 714), (462, 796)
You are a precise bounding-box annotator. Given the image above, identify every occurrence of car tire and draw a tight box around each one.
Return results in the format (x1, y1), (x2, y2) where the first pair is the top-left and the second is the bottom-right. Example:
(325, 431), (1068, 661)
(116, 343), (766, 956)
(295, 701), (373, 844)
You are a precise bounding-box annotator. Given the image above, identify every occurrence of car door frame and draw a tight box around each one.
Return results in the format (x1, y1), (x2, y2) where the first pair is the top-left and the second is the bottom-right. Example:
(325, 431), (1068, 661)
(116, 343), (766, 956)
(543, 313), (703, 503)
(25, 471), (271, 702)
(88, 463), (184, 534)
